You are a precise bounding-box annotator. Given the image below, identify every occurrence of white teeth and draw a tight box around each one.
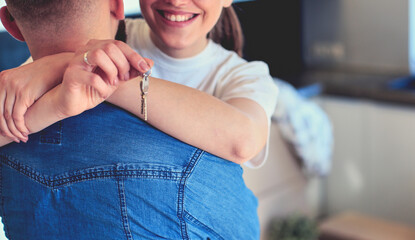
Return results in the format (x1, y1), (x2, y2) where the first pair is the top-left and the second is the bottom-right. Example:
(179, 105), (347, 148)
(165, 13), (193, 22)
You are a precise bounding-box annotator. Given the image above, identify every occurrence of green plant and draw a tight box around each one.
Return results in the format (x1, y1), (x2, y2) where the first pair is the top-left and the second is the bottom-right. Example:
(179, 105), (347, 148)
(267, 215), (319, 240)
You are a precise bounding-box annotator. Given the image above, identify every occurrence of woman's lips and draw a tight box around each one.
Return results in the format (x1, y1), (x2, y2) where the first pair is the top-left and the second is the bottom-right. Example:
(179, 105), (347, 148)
(157, 10), (199, 24)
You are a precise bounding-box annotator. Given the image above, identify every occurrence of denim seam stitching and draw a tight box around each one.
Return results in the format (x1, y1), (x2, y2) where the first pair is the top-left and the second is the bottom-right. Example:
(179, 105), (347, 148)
(0, 155), (183, 188)
(118, 178), (134, 240)
(177, 148), (204, 240)
(51, 170), (182, 188)
(183, 211), (225, 240)
(0, 155), (53, 187)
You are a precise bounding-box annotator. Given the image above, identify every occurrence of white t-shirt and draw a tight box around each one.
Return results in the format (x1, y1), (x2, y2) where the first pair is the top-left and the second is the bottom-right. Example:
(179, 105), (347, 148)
(125, 19), (278, 168)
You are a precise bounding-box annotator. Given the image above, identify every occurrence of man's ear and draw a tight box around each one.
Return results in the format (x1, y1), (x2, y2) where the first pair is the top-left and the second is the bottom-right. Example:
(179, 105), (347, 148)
(0, 6), (25, 41)
(110, 0), (125, 20)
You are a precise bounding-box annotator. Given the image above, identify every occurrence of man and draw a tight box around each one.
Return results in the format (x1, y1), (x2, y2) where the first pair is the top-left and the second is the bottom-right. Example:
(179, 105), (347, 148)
(0, 0), (259, 239)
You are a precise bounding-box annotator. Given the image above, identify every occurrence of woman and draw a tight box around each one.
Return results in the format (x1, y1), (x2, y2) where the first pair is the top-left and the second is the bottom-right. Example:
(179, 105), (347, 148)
(1, 0), (278, 167)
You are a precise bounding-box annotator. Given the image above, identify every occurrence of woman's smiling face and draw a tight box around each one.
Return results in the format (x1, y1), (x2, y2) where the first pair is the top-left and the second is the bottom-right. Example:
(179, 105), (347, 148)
(139, 0), (232, 58)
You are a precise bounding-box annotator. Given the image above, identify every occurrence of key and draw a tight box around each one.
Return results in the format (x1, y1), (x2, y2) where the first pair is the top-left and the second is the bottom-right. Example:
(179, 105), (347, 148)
(140, 69), (151, 121)
(141, 93), (147, 121)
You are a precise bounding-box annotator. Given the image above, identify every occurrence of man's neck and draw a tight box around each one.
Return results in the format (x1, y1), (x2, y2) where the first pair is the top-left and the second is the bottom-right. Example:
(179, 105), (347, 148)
(29, 38), (90, 61)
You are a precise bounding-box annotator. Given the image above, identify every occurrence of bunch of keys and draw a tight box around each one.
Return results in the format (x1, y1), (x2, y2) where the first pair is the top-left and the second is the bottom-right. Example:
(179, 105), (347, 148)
(140, 69), (151, 121)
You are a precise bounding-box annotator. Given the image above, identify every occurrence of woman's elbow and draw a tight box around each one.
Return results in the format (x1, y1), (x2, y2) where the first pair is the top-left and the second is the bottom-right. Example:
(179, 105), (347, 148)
(230, 121), (267, 164)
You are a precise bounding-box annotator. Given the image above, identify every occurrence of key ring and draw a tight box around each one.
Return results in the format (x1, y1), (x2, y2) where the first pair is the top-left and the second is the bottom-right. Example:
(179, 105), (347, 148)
(140, 69), (151, 94)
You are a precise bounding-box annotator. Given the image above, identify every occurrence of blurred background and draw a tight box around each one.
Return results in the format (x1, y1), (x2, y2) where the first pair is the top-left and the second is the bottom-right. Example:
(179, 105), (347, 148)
(1, 0), (415, 239)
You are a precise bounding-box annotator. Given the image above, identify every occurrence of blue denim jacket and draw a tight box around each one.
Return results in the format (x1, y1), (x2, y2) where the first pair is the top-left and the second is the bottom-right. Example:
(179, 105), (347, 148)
(0, 103), (259, 240)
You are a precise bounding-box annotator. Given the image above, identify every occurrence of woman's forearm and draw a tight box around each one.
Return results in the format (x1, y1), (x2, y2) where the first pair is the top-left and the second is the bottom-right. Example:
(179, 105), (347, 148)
(0, 86), (65, 147)
(0, 66), (268, 164)
(0, 75), (268, 164)
(107, 77), (268, 164)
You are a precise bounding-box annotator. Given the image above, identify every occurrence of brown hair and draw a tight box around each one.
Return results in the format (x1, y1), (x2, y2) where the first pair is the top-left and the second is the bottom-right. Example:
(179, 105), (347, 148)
(209, 6), (244, 57)
(5, 0), (92, 34)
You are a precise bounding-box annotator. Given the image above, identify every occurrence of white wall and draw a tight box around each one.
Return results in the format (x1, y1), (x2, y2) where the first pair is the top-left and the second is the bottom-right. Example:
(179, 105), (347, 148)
(319, 96), (415, 227)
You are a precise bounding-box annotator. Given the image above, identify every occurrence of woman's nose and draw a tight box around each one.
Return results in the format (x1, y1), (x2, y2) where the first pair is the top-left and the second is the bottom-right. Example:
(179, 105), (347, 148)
(164, 0), (190, 7)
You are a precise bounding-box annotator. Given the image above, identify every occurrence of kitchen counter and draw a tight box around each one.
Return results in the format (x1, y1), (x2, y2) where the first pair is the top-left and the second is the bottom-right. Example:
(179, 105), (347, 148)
(288, 70), (415, 106)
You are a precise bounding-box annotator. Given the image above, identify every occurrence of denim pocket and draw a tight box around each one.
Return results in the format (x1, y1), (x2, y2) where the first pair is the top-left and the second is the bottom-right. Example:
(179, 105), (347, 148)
(184, 211), (224, 240)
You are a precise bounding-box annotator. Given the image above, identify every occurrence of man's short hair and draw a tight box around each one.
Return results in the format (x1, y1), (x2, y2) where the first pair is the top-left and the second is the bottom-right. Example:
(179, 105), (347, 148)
(5, 0), (92, 34)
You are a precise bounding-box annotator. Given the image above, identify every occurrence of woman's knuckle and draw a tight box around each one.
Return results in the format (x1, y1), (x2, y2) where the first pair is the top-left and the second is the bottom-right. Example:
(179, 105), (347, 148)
(126, 54), (139, 65)
(16, 90), (27, 100)
(0, 71), (7, 84)
(89, 74), (100, 85)
(103, 43), (113, 53)
(5, 132), (14, 139)
(0, 72), (13, 87)
(66, 64), (77, 73)
(0, 130), (9, 138)
(114, 40), (123, 46)
(12, 113), (22, 122)
(108, 43), (119, 54)
(4, 111), (12, 121)
(89, 49), (100, 59)
(114, 41), (127, 50)
(9, 79), (19, 90)
(91, 48), (102, 59)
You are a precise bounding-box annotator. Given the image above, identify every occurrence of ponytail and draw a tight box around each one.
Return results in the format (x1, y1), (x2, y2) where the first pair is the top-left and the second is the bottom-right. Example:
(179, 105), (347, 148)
(209, 6), (244, 57)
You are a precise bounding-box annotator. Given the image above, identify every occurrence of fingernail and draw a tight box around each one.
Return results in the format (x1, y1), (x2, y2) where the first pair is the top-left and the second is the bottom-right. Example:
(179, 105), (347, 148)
(139, 61), (150, 72)
(124, 72), (130, 81)
(14, 138), (20, 143)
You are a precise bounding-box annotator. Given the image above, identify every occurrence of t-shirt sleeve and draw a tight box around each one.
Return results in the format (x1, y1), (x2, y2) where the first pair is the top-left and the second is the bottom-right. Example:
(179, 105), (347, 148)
(216, 61), (278, 168)
(22, 57), (33, 65)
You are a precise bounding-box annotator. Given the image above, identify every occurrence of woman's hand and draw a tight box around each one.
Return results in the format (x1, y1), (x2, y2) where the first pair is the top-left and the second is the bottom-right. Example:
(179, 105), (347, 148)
(53, 39), (153, 119)
(0, 53), (72, 142)
(0, 39), (152, 143)
(78, 39), (153, 81)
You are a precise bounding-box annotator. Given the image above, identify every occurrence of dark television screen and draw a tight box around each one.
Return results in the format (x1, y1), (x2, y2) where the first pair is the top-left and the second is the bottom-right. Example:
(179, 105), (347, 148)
(235, 0), (303, 80)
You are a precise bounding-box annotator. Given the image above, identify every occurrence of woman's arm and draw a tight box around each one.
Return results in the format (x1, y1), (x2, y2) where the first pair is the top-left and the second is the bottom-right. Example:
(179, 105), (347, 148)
(0, 45), (141, 147)
(0, 41), (152, 142)
(0, 53), (73, 142)
(77, 40), (269, 164)
(108, 77), (269, 164)
(0, 86), (66, 146)
(0, 80), (114, 147)
(2, 40), (269, 164)
(79, 40), (269, 164)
